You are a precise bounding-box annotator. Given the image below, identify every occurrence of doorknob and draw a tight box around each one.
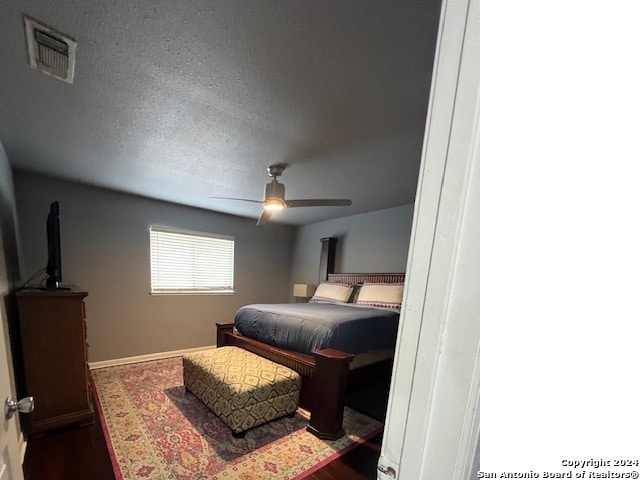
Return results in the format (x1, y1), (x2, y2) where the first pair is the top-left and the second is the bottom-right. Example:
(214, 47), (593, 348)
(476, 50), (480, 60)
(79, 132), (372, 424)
(4, 396), (35, 418)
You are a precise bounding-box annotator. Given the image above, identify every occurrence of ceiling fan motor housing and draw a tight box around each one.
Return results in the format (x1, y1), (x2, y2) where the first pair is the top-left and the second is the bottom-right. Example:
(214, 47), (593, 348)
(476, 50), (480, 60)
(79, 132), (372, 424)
(265, 179), (285, 200)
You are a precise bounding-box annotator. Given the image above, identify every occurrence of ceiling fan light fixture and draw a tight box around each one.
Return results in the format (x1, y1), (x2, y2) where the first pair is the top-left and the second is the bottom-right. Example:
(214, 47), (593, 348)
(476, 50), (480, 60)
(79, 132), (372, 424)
(211, 164), (351, 225)
(263, 198), (285, 211)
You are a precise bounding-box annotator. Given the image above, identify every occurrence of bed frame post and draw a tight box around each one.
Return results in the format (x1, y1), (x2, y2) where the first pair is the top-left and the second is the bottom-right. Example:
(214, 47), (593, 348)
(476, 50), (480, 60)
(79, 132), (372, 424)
(215, 322), (233, 347)
(318, 237), (336, 283)
(306, 348), (354, 440)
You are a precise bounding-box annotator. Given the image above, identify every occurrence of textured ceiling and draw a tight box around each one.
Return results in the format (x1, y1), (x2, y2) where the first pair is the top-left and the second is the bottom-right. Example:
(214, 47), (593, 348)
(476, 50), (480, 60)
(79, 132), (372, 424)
(0, 0), (441, 225)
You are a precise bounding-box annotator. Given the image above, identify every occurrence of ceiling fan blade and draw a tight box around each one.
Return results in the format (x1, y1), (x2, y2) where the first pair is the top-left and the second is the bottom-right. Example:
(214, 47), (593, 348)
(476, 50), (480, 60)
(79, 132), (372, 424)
(285, 199), (352, 208)
(256, 210), (273, 225)
(210, 196), (263, 205)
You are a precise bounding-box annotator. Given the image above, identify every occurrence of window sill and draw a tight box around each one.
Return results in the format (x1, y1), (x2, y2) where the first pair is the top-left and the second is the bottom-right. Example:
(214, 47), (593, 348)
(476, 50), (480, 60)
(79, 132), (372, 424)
(149, 291), (236, 296)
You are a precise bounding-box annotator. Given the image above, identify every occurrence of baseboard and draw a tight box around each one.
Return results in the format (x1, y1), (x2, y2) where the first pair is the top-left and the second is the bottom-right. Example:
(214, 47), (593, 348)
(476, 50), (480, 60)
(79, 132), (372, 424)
(88, 345), (215, 370)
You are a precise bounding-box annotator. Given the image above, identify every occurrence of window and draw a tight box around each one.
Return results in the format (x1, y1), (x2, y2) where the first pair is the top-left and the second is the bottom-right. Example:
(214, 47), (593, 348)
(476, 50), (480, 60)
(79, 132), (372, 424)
(149, 226), (234, 294)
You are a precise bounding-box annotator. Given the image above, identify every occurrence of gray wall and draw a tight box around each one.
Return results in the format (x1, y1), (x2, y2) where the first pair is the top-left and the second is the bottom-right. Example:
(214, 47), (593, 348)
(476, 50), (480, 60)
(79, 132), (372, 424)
(0, 147), (21, 287)
(291, 204), (414, 285)
(0, 142), (22, 371)
(13, 171), (295, 362)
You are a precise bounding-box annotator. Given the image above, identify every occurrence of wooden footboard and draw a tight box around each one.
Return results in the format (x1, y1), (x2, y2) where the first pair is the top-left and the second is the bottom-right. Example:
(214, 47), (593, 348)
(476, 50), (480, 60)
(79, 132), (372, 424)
(216, 322), (353, 440)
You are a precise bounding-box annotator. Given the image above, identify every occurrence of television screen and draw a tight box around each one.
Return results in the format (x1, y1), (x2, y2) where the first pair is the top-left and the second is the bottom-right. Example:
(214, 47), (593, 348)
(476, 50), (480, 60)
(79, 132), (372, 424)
(45, 201), (62, 289)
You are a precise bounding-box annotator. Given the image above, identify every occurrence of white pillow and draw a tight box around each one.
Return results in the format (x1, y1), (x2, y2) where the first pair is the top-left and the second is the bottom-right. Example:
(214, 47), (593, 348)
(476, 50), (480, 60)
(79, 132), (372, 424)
(309, 283), (353, 304)
(355, 283), (404, 311)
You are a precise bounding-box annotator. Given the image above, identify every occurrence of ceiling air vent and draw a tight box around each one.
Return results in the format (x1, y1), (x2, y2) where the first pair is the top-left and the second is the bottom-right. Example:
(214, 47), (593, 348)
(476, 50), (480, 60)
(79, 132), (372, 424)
(24, 15), (77, 84)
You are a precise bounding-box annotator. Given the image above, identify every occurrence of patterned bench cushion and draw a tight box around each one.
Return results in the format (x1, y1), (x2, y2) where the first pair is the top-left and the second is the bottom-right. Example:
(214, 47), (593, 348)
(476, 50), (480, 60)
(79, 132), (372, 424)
(183, 346), (301, 435)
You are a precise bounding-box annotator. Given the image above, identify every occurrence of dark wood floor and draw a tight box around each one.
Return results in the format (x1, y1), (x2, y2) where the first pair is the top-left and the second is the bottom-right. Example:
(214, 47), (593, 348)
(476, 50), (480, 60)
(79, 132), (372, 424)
(22, 413), (116, 480)
(23, 410), (382, 480)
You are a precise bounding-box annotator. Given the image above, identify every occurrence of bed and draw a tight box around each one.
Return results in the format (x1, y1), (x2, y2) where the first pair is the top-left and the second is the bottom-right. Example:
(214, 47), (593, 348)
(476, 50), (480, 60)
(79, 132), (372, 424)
(216, 270), (405, 440)
(234, 301), (400, 355)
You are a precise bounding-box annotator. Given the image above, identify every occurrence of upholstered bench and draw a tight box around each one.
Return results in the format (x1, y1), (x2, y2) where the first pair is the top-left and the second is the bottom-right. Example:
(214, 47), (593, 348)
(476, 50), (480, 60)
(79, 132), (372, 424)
(183, 346), (301, 437)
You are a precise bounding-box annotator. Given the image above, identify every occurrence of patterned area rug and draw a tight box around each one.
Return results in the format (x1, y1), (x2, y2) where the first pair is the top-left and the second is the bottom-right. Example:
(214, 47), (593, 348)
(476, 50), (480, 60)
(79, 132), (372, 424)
(92, 357), (382, 480)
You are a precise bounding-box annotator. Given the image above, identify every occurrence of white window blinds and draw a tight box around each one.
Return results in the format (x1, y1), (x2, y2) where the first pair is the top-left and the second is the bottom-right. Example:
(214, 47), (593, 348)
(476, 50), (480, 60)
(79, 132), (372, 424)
(149, 226), (234, 294)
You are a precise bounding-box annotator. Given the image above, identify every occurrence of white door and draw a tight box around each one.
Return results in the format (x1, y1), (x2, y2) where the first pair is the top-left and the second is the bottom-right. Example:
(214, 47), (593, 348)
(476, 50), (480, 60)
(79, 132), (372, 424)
(0, 233), (24, 480)
(377, 0), (480, 477)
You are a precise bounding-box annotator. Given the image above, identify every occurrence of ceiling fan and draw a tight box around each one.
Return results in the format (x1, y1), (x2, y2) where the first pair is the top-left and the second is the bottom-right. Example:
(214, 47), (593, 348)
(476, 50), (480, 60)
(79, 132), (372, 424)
(211, 164), (352, 225)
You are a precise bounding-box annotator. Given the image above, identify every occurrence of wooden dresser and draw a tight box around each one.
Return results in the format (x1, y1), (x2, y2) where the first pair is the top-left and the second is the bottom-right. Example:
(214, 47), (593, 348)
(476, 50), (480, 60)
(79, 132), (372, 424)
(16, 287), (94, 436)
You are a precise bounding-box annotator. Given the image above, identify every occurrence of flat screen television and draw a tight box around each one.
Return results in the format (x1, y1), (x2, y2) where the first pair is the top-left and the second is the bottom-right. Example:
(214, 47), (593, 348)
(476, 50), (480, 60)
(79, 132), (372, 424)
(45, 201), (62, 289)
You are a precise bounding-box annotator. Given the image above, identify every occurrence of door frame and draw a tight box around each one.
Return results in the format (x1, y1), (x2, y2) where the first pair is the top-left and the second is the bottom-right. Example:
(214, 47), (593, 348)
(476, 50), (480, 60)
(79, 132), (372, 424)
(377, 0), (480, 477)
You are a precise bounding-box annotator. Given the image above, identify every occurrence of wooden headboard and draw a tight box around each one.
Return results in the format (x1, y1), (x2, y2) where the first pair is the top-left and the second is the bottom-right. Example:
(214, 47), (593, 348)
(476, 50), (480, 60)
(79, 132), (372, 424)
(327, 272), (405, 284)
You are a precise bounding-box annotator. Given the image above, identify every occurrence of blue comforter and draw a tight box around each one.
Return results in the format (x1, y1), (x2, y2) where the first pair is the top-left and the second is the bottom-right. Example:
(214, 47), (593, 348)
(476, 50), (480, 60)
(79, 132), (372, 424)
(234, 302), (400, 355)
